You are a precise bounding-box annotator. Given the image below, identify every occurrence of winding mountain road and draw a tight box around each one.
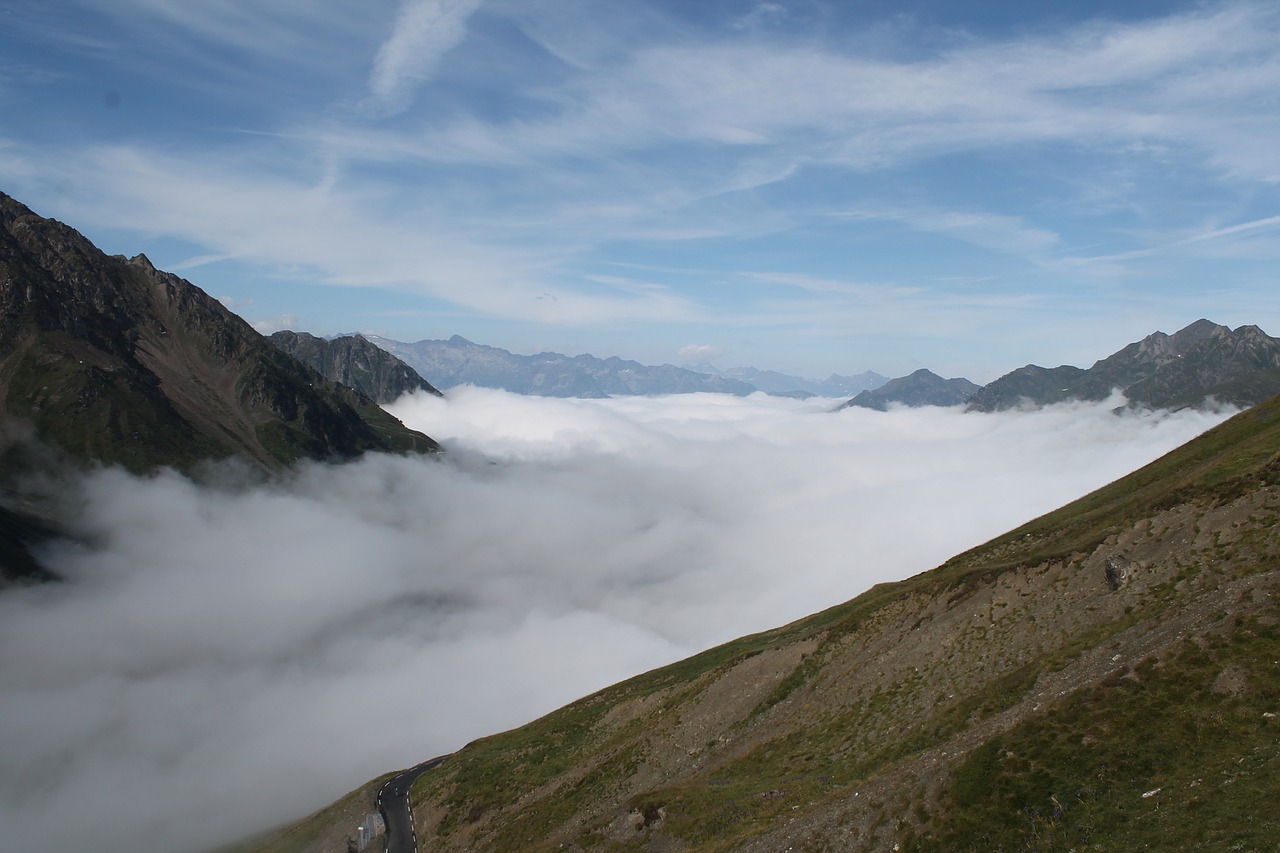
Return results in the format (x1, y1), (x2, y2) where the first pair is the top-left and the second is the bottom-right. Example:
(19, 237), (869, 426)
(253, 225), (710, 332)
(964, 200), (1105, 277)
(377, 755), (449, 853)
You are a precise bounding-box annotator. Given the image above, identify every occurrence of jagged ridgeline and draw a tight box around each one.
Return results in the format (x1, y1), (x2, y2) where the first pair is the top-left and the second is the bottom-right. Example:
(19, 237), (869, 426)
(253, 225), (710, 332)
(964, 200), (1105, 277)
(0, 192), (438, 478)
(248, 393), (1280, 852)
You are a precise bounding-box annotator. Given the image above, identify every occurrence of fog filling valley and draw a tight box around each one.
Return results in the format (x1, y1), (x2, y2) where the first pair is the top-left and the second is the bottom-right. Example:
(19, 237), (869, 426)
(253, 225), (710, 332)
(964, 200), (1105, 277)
(0, 389), (1233, 852)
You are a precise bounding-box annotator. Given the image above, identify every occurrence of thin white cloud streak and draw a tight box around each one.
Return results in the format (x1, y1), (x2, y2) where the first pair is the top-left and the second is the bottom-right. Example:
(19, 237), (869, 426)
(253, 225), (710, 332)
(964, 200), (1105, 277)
(0, 390), (1231, 851)
(21, 145), (700, 326)
(249, 312), (301, 334)
(366, 0), (483, 115)
(833, 207), (1062, 258)
(62, 0), (382, 69)
(1065, 213), (1280, 265)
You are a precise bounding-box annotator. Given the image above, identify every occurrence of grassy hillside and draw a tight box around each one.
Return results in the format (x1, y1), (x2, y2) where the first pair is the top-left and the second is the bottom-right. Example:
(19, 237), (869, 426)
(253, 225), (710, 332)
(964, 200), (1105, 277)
(245, 395), (1280, 852)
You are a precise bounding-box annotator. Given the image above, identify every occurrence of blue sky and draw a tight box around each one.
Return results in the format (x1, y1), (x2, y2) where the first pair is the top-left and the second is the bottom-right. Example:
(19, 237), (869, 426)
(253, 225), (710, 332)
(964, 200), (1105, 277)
(2, 0), (1279, 382)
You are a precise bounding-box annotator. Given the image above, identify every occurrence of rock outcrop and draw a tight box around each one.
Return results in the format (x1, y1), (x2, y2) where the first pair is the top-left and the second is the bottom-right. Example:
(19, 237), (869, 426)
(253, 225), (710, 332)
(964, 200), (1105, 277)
(269, 331), (441, 405)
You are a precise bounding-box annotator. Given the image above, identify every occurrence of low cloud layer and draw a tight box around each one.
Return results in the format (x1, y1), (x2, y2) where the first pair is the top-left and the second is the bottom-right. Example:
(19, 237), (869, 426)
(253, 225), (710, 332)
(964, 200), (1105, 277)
(0, 389), (1232, 851)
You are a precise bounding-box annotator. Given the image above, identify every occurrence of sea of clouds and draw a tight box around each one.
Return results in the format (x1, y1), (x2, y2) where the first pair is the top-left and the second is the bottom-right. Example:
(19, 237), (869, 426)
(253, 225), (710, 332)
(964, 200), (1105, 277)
(0, 388), (1233, 852)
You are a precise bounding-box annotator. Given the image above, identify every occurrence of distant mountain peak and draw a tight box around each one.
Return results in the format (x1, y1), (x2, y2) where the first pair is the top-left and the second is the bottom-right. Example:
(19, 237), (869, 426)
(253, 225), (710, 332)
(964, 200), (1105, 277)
(838, 368), (979, 411)
(269, 331), (442, 405)
(127, 252), (156, 271)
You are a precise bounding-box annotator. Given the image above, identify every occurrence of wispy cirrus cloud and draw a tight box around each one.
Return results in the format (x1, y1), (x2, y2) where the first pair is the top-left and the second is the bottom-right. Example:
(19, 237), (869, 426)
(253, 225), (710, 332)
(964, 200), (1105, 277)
(1064, 213), (1280, 265)
(833, 208), (1062, 258)
(365, 0), (483, 115)
(377, 1), (1280, 177)
(677, 343), (726, 363)
(17, 143), (701, 327)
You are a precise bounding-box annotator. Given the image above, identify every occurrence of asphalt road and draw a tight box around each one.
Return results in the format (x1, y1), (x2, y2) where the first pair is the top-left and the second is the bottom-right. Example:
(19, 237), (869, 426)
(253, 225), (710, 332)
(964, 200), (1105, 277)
(377, 755), (449, 853)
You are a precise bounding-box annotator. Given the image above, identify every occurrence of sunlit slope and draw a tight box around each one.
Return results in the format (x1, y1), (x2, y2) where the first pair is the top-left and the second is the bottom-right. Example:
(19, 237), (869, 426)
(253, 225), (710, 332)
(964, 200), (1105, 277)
(258, 394), (1280, 852)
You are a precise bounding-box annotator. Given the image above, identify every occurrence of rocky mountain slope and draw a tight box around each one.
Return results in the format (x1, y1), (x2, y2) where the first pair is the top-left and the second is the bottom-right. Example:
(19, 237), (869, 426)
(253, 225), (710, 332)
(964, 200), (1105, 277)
(269, 331), (441, 405)
(0, 192), (438, 478)
(839, 368), (981, 410)
(252, 391), (1280, 852)
(967, 319), (1280, 411)
(366, 334), (758, 398)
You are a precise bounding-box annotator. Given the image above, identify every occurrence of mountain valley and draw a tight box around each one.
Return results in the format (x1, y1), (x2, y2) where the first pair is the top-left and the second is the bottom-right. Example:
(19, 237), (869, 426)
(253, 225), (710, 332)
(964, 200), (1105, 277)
(1, 191), (1277, 852)
(244, 363), (1280, 853)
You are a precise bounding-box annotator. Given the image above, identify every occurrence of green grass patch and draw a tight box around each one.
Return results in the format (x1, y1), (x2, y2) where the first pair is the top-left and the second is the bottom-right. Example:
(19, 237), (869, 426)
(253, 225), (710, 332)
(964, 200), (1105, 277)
(913, 611), (1280, 852)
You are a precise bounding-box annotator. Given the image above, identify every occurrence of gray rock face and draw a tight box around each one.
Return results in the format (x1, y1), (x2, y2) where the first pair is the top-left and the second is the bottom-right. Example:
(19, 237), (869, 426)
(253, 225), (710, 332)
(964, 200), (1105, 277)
(270, 331), (441, 405)
(1104, 555), (1132, 591)
(838, 369), (980, 411)
(967, 320), (1280, 412)
(365, 335), (759, 397)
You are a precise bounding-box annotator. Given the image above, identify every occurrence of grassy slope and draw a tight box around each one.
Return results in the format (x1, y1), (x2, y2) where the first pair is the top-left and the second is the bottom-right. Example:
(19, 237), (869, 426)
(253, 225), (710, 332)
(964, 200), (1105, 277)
(242, 395), (1280, 852)
(410, 395), (1280, 851)
(928, 617), (1280, 851)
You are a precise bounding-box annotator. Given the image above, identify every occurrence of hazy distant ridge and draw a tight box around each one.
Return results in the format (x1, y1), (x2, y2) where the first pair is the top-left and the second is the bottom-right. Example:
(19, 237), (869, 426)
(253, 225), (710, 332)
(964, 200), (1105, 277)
(365, 335), (887, 398)
(367, 334), (754, 397)
(715, 365), (889, 398)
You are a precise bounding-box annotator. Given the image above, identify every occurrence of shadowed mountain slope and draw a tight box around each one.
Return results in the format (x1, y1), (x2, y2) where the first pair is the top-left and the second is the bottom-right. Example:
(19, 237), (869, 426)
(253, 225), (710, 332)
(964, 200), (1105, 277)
(0, 192), (438, 479)
(968, 319), (1280, 411)
(269, 331), (442, 405)
(249, 390), (1280, 852)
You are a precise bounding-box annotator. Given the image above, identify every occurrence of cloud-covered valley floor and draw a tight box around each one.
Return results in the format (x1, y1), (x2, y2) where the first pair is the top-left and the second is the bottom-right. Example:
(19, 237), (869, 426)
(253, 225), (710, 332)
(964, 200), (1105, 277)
(0, 389), (1232, 852)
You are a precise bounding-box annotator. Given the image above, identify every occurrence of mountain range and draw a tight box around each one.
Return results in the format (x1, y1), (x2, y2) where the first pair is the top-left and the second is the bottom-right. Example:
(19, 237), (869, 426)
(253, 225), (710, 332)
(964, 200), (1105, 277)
(365, 334), (759, 398)
(838, 319), (1280, 412)
(967, 319), (1280, 412)
(247, 373), (1280, 853)
(364, 334), (887, 399)
(352, 320), (1280, 413)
